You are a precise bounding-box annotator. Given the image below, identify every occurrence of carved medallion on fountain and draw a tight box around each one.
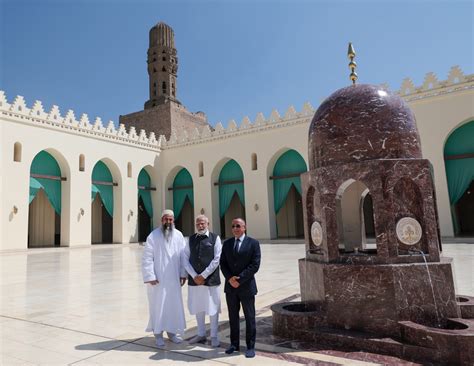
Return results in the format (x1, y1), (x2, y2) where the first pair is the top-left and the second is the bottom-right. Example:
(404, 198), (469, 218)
(271, 45), (474, 365)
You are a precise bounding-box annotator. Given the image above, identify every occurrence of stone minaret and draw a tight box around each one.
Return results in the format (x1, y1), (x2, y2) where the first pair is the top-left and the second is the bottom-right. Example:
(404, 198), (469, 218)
(120, 21), (208, 139)
(144, 22), (180, 109)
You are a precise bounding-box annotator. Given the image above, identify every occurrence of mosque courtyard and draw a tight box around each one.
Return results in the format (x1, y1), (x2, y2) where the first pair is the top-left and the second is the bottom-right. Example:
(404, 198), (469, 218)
(0, 242), (473, 365)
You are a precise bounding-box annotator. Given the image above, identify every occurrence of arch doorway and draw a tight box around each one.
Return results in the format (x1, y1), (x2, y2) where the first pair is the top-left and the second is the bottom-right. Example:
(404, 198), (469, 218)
(28, 151), (64, 248)
(138, 168), (154, 242)
(172, 168), (194, 236)
(444, 120), (474, 236)
(272, 150), (307, 238)
(218, 160), (245, 239)
(91, 161), (114, 244)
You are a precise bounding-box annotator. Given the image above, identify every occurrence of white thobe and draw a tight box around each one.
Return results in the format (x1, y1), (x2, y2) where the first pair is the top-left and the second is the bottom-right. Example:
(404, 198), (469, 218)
(183, 232), (222, 316)
(142, 227), (187, 334)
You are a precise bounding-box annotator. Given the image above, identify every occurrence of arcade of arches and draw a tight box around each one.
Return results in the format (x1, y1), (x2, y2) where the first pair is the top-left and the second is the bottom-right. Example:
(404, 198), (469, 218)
(23, 127), (474, 248)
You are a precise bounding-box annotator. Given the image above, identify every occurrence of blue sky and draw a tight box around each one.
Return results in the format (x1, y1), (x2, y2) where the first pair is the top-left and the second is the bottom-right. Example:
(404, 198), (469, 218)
(1, 0), (473, 128)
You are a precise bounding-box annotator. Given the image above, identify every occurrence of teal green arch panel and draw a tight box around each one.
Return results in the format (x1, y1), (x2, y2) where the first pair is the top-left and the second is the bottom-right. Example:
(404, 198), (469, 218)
(273, 150), (307, 213)
(173, 168), (194, 218)
(29, 151), (62, 214)
(138, 169), (153, 218)
(91, 161), (114, 217)
(444, 120), (474, 205)
(219, 159), (245, 217)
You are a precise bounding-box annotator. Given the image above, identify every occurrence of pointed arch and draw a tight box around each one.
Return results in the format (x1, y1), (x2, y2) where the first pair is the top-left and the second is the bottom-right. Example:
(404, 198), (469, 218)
(137, 166), (155, 241)
(272, 149), (307, 213)
(28, 149), (70, 248)
(444, 119), (474, 235)
(218, 159), (245, 217)
(172, 168), (194, 218)
(90, 158), (121, 244)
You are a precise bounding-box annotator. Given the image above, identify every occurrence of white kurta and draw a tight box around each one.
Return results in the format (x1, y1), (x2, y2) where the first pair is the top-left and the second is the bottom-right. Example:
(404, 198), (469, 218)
(182, 232), (222, 316)
(142, 227), (187, 334)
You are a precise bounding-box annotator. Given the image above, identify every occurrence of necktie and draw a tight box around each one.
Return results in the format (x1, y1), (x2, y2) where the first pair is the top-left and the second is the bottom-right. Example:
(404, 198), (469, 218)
(233, 238), (240, 256)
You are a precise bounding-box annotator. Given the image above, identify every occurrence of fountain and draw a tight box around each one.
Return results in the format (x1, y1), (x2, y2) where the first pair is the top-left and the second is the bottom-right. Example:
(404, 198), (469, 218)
(271, 45), (474, 365)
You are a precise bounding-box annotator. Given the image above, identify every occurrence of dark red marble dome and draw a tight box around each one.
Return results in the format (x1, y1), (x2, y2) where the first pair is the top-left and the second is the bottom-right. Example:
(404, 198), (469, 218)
(308, 84), (422, 169)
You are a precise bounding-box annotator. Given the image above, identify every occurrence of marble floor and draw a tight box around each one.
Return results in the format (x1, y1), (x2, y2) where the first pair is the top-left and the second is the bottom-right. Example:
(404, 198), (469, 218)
(0, 243), (472, 365)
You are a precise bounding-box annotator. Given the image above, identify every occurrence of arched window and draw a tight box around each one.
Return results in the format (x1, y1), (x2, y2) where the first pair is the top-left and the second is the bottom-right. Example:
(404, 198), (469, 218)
(14, 142), (22, 162)
(162, 67), (166, 72)
(251, 153), (257, 171)
(162, 82), (167, 94)
(79, 154), (85, 172)
(127, 162), (132, 178)
(336, 179), (377, 254)
(199, 161), (204, 177)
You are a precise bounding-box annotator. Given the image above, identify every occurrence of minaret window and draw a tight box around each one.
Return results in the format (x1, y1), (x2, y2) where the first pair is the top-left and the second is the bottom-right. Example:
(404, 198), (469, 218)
(162, 67), (166, 72)
(162, 82), (167, 94)
(162, 57), (166, 61)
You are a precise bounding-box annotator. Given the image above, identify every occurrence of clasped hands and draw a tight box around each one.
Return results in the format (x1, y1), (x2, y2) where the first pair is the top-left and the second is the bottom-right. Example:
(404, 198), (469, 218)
(228, 276), (240, 288)
(193, 274), (206, 285)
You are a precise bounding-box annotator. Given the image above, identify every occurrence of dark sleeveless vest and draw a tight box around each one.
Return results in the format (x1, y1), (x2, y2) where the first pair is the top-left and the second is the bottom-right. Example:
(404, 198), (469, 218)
(188, 232), (221, 286)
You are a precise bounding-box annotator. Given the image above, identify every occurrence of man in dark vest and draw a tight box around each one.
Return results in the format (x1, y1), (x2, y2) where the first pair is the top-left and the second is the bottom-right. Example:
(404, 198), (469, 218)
(183, 214), (222, 347)
(220, 217), (261, 358)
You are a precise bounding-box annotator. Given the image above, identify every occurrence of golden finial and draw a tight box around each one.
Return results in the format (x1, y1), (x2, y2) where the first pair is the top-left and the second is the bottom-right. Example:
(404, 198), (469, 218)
(347, 42), (358, 85)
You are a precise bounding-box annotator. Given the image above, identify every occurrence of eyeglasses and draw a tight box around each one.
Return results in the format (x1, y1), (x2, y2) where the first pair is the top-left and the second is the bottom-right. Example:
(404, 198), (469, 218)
(231, 224), (242, 228)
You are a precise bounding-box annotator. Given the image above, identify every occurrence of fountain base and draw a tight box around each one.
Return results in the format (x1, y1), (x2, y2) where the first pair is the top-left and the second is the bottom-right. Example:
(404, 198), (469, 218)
(272, 296), (474, 365)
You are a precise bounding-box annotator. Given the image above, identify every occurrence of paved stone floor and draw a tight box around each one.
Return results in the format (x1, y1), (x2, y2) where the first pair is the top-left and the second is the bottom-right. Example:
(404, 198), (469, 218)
(0, 243), (472, 365)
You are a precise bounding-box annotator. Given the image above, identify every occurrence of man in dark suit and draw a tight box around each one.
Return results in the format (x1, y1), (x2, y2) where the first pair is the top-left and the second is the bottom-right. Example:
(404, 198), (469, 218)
(220, 217), (261, 358)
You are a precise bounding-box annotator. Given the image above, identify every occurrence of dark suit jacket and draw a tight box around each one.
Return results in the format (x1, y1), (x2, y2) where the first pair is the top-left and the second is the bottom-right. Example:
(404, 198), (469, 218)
(220, 235), (261, 296)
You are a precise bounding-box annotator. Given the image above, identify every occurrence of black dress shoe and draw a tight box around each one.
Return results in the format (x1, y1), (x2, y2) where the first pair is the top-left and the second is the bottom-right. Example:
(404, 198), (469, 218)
(245, 348), (255, 358)
(225, 345), (240, 354)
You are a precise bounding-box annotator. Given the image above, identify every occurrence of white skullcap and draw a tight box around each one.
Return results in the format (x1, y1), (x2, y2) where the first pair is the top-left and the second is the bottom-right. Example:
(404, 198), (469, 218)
(161, 209), (174, 218)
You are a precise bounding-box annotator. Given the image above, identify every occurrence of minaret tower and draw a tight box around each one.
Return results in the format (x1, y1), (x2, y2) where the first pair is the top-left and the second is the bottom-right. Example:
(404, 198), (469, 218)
(144, 22), (180, 109)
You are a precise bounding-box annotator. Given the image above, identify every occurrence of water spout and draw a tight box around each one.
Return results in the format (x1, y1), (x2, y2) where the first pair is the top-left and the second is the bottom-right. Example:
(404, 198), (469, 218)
(410, 249), (442, 327)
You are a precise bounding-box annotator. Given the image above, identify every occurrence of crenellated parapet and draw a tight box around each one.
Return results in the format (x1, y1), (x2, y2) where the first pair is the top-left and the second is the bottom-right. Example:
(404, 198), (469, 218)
(161, 66), (474, 149)
(160, 101), (315, 149)
(0, 92), (160, 151)
(398, 65), (473, 101)
(162, 66), (473, 149)
(1, 66), (472, 152)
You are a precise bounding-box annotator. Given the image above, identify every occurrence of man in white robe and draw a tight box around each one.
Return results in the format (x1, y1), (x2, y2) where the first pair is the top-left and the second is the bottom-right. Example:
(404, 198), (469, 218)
(182, 215), (222, 347)
(142, 209), (187, 347)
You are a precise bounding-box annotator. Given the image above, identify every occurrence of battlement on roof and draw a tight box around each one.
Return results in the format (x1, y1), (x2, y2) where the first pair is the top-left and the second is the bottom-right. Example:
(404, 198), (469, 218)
(1, 66), (472, 151)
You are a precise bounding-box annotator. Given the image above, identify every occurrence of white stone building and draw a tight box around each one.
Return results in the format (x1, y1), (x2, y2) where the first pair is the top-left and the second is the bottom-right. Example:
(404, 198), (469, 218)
(1, 63), (473, 252)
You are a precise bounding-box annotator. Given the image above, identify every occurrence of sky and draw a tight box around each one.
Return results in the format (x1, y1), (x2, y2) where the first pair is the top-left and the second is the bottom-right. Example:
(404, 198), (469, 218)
(1, 0), (473, 128)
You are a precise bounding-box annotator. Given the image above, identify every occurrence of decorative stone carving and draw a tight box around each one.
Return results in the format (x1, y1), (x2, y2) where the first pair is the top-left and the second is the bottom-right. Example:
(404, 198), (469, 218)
(310, 221), (323, 246)
(396, 217), (422, 245)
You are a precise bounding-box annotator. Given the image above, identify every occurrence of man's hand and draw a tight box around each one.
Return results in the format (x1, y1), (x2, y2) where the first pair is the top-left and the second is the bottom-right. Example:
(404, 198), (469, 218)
(229, 276), (240, 288)
(180, 277), (187, 286)
(145, 280), (159, 285)
(194, 275), (205, 285)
